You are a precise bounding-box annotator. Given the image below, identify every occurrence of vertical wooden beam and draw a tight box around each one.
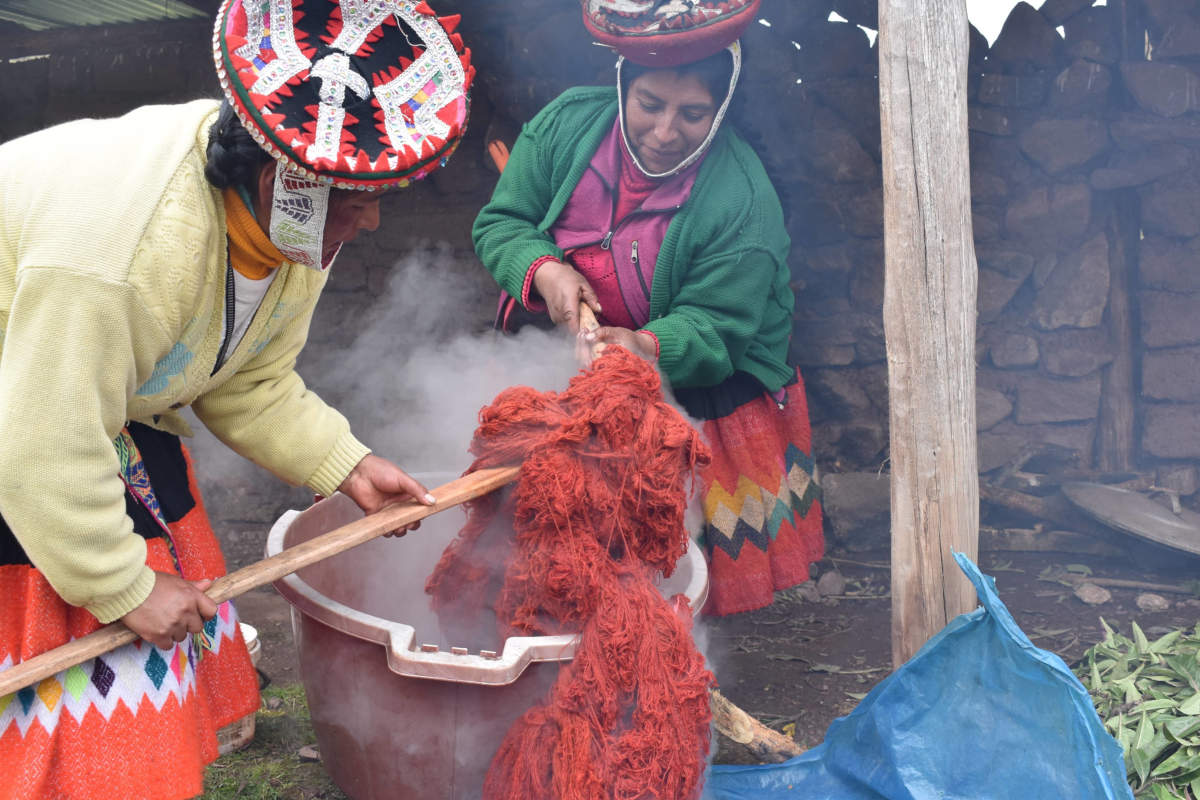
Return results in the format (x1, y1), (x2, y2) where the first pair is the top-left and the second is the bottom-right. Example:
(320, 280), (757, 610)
(878, 0), (979, 667)
(1098, 0), (1144, 473)
(1098, 199), (1136, 473)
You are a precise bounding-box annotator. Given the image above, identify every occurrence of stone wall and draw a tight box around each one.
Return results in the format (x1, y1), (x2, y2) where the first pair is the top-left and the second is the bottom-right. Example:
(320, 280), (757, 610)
(965, 0), (1200, 488)
(5, 0), (1200, 496)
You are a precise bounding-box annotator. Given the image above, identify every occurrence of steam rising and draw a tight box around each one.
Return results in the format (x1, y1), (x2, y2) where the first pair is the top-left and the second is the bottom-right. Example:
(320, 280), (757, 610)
(193, 239), (715, 656)
(307, 242), (577, 475)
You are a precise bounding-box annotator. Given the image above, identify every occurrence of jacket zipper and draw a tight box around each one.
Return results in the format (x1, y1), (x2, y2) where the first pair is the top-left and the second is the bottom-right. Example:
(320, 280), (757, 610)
(631, 240), (651, 299)
(598, 164), (620, 251)
(579, 165), (681, 302)
(211, 250), (235, 376)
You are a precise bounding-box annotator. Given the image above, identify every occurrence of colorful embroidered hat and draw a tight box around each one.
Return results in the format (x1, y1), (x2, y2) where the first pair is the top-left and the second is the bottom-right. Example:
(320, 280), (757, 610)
(213, 0), (474, 191)
(581, 0), (761, 67)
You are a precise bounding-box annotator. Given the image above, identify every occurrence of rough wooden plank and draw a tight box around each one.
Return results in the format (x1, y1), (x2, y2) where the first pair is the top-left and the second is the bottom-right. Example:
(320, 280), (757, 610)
(1098, 199), (1136, 471)
(980, 527), (1127, 557)
(709, 689), (804, 763)
(980, 483), (1095, 530)
(879, 0), (979, 668)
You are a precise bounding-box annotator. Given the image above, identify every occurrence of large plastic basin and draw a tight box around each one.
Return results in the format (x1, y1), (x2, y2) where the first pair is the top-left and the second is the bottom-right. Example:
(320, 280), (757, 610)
(266, 479), (709, 800)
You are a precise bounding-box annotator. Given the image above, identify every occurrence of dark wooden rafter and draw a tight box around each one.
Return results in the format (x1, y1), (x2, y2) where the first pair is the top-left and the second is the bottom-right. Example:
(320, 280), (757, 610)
(0, 15), (211, 58)
(0, 0), (219, 59)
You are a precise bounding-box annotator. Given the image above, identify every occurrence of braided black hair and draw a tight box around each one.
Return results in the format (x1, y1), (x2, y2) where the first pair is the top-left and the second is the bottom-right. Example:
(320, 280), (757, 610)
(204, 100), (273, 191)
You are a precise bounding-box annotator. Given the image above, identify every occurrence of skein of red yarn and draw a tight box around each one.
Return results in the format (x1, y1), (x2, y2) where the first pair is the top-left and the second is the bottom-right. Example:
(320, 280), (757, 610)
(426, 346), (715, 800)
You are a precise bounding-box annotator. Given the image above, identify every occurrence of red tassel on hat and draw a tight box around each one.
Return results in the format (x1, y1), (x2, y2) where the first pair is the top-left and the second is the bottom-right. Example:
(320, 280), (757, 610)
(290, 139), (309, 163)
(372, 150), (395, 172)
(414, 1), (435, 15)
(438, 14), (460, 34)
(226, 33), (248, 55)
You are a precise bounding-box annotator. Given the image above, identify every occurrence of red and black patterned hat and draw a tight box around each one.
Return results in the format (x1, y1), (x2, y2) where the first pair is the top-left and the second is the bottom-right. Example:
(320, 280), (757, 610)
(213, 0), (474, 190)
(581, 0), (761, 67)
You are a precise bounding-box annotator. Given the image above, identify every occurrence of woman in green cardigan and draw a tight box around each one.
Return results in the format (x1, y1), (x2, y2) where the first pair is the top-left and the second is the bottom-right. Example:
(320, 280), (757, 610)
(474, 2), (822, 615)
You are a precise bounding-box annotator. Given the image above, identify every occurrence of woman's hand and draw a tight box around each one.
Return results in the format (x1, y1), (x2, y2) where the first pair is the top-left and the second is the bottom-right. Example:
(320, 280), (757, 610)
(532, 259), (602, 334)
(581, 326), (658, 365)
(337, 454), (435, 536)
(121, 571), (218, 650)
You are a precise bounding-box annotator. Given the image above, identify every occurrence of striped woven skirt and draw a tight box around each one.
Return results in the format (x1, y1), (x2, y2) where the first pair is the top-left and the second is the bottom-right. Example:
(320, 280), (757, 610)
(0, 423), (260, 800)
(678, 369), (824, 616)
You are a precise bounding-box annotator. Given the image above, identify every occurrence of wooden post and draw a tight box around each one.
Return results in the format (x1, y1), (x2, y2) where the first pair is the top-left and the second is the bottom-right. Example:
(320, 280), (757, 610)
(1097, 200), (1136, 472)
(1098, 0), (1143, 472)
(878, 0), (979, 667)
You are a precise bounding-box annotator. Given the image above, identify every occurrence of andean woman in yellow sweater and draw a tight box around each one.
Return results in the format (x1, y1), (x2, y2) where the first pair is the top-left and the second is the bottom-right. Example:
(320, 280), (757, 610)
(0, 1), (473, 797)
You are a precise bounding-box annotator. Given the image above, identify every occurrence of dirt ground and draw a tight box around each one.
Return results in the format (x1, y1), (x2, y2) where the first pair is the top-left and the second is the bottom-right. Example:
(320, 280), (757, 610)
(706, 546), (1200, 757)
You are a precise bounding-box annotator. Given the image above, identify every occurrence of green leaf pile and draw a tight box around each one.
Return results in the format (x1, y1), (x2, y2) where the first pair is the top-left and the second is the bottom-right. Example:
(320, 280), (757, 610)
(1074, 620), (1200, 799)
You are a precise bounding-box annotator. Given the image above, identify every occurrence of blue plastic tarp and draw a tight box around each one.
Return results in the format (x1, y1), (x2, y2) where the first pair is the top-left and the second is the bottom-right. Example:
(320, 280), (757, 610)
(703, 553), (1133, 800)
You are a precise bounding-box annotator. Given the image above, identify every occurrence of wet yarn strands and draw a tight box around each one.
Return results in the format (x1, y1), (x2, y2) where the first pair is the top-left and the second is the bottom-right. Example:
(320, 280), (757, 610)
(426, 346), (715, 800)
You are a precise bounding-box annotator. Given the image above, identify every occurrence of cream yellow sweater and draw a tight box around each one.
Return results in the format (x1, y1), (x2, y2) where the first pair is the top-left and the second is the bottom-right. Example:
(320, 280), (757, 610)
(0, 100), (370, 622)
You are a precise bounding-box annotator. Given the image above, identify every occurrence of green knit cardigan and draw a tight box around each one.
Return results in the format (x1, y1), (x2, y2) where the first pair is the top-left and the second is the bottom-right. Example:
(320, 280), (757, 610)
(473, 86), (795, 392)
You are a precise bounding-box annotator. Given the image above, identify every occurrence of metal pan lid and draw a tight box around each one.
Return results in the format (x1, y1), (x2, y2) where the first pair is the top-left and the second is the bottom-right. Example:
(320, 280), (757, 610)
(1061, 481), (1200, 557)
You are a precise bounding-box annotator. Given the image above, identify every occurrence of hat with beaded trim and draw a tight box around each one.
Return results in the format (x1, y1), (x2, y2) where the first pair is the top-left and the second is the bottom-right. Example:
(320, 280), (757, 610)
(581, 0), (760, 67)
(213, 0), (473, 269)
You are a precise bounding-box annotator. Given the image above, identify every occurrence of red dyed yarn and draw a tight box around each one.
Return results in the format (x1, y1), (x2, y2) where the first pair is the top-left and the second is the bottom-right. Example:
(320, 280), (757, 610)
(426, 346), (715, 800)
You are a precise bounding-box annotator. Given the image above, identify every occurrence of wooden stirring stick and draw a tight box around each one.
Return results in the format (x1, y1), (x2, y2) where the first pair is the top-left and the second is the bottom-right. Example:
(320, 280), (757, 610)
(1, 461), (803, 760)
(0, 465), (520, 698)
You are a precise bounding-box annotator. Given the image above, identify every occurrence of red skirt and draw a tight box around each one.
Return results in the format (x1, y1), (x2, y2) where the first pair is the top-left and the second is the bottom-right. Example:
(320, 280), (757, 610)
(697, 370), (824, 616)
(0, 444), (260, 800)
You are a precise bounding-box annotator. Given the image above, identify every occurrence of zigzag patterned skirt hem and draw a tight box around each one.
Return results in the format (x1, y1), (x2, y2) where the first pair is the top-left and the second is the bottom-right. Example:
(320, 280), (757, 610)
(698, 368), (824, 616)
(0, 438), (260, 800)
